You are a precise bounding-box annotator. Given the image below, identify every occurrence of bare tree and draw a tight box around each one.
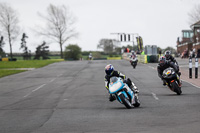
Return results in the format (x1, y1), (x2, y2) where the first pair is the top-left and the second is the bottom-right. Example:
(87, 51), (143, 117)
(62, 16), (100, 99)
(0, 3), (20, 59)
(188, 4), (200, 25)
(38, 4), (78, 58)
(97, 39), (116, 54)
(0, 36), (5, 57)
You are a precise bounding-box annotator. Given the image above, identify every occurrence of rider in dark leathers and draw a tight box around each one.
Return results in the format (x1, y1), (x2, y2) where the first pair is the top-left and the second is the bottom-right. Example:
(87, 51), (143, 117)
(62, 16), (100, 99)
(165, 51), (177, 63)
(104, 64), (139, 101)
(157, 56), (181, 86)
(164, 50), (181, 75)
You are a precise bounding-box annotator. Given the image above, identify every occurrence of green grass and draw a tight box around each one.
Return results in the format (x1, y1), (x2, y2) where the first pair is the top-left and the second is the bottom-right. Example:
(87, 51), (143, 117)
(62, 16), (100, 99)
(0, 59), (64, 69)
(0, 70), (26, 78)
(0, 59), (64, 78)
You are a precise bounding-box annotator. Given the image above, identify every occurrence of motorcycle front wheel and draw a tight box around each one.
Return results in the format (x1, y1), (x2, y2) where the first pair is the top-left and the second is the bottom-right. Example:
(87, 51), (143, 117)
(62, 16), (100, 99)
(171, 81), (182, 95)
(119, 93), (132, 109)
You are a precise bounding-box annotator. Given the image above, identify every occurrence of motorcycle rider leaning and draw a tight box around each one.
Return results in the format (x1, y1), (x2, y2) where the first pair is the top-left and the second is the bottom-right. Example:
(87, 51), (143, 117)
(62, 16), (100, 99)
(164, 50), (176, 63)
(157, 56), (181, 87)
(104, 64), (139, 101)
(130, 50), (137, 59)
(165, 50), (180, 66)
(164, 50), (181, 75)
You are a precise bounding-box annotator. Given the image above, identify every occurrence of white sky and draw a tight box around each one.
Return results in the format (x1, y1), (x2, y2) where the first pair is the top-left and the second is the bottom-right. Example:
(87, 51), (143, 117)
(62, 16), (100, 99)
(0, 0), (200, 53)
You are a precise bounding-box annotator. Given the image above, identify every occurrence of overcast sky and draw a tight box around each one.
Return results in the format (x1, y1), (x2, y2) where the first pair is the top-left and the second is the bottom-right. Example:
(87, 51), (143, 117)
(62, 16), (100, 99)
(1, 0), (200, 53)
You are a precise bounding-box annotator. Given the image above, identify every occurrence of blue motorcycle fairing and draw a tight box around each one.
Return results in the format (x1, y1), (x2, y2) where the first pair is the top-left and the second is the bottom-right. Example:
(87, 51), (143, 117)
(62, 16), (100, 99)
(109, 79), (125, 94)
(124, 84), (134, 100)
(117, 91), (129, 103)
(127, 87), (134, 100)
(108, 77), (135, 105)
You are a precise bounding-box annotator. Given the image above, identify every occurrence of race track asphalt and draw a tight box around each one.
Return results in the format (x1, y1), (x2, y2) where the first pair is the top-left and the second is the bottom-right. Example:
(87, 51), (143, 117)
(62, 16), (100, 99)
(0, 59), (200, 133)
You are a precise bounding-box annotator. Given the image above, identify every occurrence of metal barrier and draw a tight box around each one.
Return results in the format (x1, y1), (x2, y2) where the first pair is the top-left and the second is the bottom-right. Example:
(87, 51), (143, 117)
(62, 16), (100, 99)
(138, 55), (147, 63)
(2, 58), (9, 61)
(107, 57), (122, 60)
(122, 53), (131, 60)
(122, 53), (147, 63)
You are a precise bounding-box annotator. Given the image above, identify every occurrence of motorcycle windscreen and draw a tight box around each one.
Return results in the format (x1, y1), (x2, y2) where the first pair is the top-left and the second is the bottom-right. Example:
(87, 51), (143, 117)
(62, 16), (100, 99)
(110, 76), (118, 83)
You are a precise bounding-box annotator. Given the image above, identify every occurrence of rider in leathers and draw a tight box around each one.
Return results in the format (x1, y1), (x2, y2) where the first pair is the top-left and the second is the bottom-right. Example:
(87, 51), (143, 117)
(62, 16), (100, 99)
(164, 50), (180, 73)
(130, 51), (137, 59)
(165, 50), (177, 63)
(104, 64), (139, 101)
(157, 56), (181, 87)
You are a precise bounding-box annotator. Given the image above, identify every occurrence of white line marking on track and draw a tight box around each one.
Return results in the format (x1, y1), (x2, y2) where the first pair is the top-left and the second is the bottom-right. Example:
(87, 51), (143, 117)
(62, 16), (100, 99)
(49, 78), (56, 82)
(151, 92), (159, 100)
(181, 79), (200, 89)
(24, 84), (46, 97)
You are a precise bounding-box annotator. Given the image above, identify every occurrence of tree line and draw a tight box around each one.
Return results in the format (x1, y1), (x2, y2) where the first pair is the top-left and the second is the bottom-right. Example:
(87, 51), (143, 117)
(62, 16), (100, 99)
(0, 3), (77, 59)
(0, 2), (199, 60)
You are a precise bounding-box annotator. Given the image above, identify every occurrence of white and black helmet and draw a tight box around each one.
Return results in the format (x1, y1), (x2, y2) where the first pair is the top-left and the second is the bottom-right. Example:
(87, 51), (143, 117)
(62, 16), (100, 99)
(165, 50), (171, 59)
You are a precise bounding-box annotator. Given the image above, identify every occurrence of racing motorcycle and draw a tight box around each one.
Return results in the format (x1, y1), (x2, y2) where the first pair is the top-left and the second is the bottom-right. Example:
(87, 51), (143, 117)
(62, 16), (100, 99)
(88, 53), (92, 60)
(109, 77), (140, 109)
(162, 67), (182, 95)
(130, 56), (138, 69)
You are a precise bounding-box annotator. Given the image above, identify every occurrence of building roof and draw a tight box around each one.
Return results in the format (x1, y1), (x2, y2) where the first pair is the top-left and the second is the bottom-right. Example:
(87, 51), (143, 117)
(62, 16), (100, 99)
(191, 20), (200, 29)
(193, 20), (200, 25)
(181, 30), (193, 32)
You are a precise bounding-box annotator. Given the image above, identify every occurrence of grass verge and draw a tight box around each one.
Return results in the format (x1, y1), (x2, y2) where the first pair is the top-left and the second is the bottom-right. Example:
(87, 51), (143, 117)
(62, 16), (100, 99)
(0, 59), (64, 68)
(0, 59), (64, 78)
(0, 70), (26, 78)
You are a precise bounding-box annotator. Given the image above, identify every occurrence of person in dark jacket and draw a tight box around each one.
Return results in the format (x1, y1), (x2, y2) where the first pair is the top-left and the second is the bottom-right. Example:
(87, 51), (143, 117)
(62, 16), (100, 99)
(165, 50), (177, 64)
(104, 64), (139, 101)
(157, 56), (181, 86)
(164, 50), (180, 74)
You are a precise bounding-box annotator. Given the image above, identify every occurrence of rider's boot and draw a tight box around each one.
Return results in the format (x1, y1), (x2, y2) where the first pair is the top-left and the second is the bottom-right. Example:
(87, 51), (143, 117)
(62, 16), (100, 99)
(109, 94), (116, 102)
(163, 80), (166, 86)
(176, 74), (182, 87)
(130, 82), (139, 94)
(162, 79), (167, 86)
(178, 79), (182, 87)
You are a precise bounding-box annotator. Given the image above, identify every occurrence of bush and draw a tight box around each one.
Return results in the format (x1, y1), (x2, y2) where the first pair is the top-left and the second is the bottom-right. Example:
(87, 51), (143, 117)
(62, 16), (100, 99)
(64, 44), (82, 60)
(9, 58), (17, 61)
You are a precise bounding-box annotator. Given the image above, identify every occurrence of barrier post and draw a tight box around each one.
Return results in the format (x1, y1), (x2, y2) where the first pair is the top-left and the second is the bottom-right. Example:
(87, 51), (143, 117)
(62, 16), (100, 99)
(195, 57), (198, 79)
(189, 56), (192, 78)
